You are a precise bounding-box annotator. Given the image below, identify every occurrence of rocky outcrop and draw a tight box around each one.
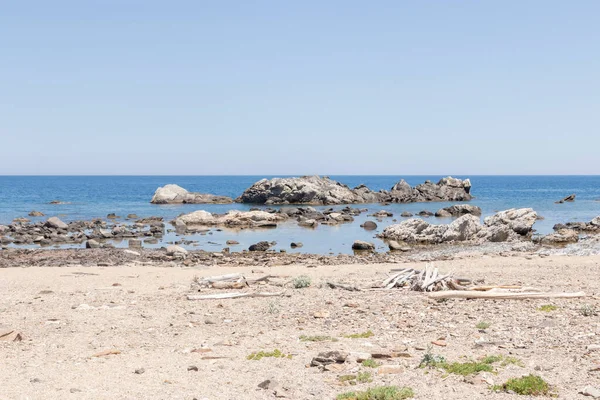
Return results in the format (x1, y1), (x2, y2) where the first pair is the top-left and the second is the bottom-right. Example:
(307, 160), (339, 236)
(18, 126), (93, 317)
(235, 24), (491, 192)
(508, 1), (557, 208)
(381, 177), (472, 203)
(553, 216), (600, 233)
(236, 176), (380, 205)
(435, 204), (482, 217)
(555, 194), (576, 204)
(176, 210), (286, 229)
(151, 184), (233, 204)
(483, 208), (537, 236)
(379, 208), (537, 244)
(237, 176), (473, 205)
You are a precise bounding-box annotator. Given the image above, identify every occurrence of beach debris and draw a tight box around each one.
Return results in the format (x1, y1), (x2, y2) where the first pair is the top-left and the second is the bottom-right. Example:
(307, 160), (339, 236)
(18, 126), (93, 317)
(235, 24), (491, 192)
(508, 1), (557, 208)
(378, 264), (467, 292)
(91, 349), (121, 358)
(326, 281), (361, 291)
(310, 351), (348, 367)
(0, 327), (23, 342)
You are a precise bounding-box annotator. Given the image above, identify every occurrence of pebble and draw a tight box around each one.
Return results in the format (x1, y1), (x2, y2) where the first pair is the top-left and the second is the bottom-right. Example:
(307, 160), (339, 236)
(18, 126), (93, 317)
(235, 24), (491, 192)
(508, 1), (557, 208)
(581, 386), (600, 398)
(377, 365), (405, 374)
(134, 368), (145, 374)
(187, 365), (199, 372)
(258, 379), (278, 390)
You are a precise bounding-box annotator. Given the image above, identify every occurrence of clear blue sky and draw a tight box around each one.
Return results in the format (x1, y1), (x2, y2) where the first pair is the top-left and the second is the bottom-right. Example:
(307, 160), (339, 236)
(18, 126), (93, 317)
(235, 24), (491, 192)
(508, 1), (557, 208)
(1, 1), (598, 175)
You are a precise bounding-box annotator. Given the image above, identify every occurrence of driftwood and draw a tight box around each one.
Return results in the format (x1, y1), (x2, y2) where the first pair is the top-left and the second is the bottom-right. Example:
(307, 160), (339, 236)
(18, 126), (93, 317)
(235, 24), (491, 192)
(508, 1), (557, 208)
(187, 291), (285, 300)
(428, 290), (587, 300)
(210, 281), (248, 289)
(380, 265), (459, 292)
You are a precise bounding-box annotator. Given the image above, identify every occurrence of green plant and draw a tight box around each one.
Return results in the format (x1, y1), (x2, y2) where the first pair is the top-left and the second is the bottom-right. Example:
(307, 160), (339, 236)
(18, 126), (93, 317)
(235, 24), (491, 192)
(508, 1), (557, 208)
(361, 359), (380, 368)
(344, 330), (374, 339)
(336, 386), (414, 400)
(338, 372), (373, 385)
(293, 275), (312, 289)
(418, 346), (446, 368)
(581, 304), (598, 317)
(299, 335), (338, 342)
(246, 349), (292, 360)
(537, 304), (558, 312)
(493, 375), (551, 396)
(267, 301), (279, 314)
(476, 321), (491, 330)
(421, 354), (522, 376)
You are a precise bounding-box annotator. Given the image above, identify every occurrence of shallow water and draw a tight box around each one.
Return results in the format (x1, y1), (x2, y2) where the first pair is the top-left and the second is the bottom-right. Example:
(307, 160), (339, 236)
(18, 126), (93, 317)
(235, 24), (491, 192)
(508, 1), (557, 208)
(1, 175), (599, 254)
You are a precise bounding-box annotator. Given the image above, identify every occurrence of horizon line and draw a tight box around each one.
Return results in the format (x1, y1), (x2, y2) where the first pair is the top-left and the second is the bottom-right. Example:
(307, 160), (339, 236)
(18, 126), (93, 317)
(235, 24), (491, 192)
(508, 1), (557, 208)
(2, 174), (600, 177)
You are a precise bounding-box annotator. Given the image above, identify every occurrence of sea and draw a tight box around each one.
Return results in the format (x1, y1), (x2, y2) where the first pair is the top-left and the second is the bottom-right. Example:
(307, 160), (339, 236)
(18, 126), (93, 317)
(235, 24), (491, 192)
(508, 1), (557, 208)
(1, 175), (599, 255)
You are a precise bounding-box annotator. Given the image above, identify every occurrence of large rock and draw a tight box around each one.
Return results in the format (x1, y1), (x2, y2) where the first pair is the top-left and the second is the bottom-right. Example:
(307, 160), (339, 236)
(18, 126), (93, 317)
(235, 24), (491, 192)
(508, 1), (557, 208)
(151, 184), (233, 204)
(236, 176), (381, 205)
(536, 229), (579, 245)
(45, 217), (68, 230)
(381, 177), (472, 203)
(176, 210), (286, 228)
(483, 208), (537, 236)
(249, 241), (271, 251)
(380, 209), (536, 244)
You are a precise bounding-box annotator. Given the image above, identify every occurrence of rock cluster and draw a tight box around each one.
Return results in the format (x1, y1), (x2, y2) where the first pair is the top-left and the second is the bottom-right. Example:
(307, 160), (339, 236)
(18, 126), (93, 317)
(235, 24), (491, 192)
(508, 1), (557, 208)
(236, 175), (472, 205)
(379, 208), (537, 245)
(435, 204), (482, 217)
(0, 216), (165, 248)
(553, 216), (600, 233)
(150, 184), (233, 204)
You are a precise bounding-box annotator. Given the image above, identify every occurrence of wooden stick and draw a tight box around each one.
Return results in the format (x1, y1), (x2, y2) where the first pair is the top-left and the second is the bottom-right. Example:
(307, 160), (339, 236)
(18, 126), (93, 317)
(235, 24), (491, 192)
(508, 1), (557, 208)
(197, 273), (243, 283)
(469, 285), (522, 291)
(428, 291), (587, 300)
(187, 291), (285, 300)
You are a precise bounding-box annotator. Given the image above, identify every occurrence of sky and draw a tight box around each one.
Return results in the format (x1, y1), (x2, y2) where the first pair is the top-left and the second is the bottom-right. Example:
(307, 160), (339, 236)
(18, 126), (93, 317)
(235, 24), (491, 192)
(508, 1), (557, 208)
(1, 1), (599, 175)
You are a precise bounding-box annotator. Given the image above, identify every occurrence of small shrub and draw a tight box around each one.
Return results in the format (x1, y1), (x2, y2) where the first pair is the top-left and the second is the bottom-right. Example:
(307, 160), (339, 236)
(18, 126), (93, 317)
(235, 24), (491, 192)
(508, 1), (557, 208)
(293, 275), (312, 289)
(493, 374), (551, 396)
(419, 347), (446, 368)
(267, 301), (279, 314)
(361, 359), (380, 368)
(246, 349), (291, 360)
(338, 372), (373, 385)
(476, 321), (491, 330)
(422, 354), (521, 376)
(299, 335), (338, 342)
(581, 304), (598, 317)
(336, 385), (414, 400)
(345, 330), (374, 339)
(537, 304), (558, 312)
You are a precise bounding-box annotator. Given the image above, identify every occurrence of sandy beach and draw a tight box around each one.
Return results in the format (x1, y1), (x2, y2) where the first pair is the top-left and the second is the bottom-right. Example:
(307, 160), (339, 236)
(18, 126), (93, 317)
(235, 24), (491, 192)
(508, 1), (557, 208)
(2, 253), (600, 399)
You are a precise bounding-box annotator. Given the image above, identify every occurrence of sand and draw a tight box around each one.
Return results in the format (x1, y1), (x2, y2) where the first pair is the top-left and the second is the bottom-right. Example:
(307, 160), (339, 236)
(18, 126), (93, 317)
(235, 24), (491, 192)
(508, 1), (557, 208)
(1, 255), (600, 399)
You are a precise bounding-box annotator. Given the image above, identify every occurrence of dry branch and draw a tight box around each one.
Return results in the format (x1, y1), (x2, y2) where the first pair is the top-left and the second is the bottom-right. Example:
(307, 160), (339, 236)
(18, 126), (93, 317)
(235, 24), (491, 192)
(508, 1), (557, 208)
(427, 291), (587, 300)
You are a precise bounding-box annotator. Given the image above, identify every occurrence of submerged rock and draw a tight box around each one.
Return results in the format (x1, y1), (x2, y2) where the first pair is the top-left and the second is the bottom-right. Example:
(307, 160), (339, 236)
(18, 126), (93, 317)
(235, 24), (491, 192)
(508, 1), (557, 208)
(151, 184), (233, 204)
(28, 211), (45, 217)
(553, 216), (600, 233)
(352, 240), (375, 251)
(249, 241), (271, 251)
(176, 210), (286, 229)
(536, 229), (579, 245)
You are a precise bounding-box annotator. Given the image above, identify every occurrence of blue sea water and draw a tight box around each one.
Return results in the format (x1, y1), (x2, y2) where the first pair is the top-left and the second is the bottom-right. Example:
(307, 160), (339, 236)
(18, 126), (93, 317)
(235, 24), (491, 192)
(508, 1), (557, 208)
(1, 176), (599, 254)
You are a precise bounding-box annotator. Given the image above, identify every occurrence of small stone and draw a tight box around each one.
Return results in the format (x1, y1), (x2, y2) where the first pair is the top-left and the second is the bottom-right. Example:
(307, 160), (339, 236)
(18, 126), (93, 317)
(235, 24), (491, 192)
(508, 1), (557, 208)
(187, 365), (199, 372)
(587, 344), (600, 351)
(362, 221), (378, 230)
(258, 379), (278, 390)
(580, 386), (600, 398)
(313, 310), (330, 319)
(226, 240), (240, 245)
(166, 244), (188, 256)
(204, 317), (218, 325)
(134, 368), (146, 374)
(377, 365), (405, 374)
(70, 388), (82, 393)
(431, 340), (447, 347)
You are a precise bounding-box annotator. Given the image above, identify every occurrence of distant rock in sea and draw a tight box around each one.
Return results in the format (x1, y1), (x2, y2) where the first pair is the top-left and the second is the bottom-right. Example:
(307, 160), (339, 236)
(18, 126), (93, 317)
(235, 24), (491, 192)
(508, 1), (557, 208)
(236, 175), (473, 205)
(555, 194), (576, 204)
(150, 184), (233, 204)
(380, 177), (472, 203)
